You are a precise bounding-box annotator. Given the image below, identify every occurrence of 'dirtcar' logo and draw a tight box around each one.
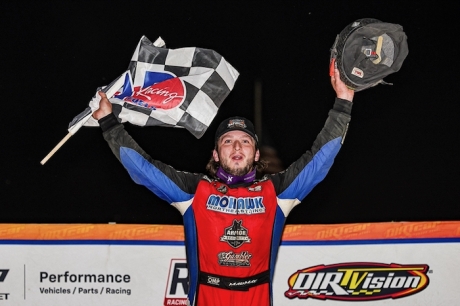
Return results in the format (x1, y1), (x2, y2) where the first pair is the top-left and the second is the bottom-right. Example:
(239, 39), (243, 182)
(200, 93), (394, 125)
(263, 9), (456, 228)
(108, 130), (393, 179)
(284, 262), (429, 301)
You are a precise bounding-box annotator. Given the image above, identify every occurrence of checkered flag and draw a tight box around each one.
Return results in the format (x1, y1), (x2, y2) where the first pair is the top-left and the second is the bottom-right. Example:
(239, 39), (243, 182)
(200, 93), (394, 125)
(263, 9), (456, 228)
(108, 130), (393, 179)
(41, 36), (239, 165)
(69, 36), (239, 139)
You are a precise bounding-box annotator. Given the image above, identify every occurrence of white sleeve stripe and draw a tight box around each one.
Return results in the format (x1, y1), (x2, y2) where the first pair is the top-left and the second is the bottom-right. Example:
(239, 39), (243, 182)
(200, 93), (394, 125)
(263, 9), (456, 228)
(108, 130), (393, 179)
(172, 198), (194, 215)
(277, 197), (301, 217)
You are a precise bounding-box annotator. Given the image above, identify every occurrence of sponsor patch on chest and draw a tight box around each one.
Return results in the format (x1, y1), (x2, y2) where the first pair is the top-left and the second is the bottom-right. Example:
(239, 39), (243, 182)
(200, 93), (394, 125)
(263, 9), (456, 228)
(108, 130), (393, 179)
(220, 220), (251, 248)
(248, 185), (262, 192)
(206, 195), (265, 215)
(218, 251), (252, 267)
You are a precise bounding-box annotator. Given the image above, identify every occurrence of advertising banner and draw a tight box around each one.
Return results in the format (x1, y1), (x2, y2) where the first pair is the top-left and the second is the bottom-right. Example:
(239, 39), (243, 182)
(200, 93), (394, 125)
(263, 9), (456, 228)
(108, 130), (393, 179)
(0, 222), (459, 305)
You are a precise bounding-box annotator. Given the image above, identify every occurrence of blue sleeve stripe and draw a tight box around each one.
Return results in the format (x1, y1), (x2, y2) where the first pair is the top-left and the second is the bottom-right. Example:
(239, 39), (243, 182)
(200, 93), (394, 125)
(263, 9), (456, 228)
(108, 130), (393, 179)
(120, 147), (193, 203)
(183, 208), (198, 304)
(279, 137), (341, 201)
(270, 206), (287, 281)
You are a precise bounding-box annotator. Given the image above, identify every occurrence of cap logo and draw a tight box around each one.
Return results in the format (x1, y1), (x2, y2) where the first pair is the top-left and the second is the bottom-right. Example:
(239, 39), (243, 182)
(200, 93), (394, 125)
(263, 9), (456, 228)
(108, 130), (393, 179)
(351, 67), (364, 78)
(227, 119), (247, 129)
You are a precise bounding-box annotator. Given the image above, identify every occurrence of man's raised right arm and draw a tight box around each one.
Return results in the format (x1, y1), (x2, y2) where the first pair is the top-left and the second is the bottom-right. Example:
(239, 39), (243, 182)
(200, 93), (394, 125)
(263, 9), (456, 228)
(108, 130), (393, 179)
(92, 92), (202, 205)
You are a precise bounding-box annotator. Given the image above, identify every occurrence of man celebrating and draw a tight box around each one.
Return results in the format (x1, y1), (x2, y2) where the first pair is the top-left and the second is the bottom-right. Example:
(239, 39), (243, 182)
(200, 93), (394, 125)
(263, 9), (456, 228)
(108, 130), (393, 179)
(92, 67), (353, 306)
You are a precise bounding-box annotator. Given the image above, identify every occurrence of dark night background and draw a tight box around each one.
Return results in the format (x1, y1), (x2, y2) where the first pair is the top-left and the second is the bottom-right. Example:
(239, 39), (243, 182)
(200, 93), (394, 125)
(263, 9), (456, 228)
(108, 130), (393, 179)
(1, 1), (459, 225)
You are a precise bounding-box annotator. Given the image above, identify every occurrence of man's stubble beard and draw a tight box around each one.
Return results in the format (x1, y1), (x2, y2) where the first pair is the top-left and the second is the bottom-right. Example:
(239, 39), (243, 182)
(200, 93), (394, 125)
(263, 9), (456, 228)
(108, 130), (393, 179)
(219, 154), (254, 176)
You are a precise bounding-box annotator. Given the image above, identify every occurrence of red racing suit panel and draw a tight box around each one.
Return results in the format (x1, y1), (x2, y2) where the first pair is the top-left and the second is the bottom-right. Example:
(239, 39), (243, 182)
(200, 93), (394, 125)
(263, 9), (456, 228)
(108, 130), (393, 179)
(193, 179), (277, 277)
(192, 179), (278, 305)
(197, 282), (269, 306)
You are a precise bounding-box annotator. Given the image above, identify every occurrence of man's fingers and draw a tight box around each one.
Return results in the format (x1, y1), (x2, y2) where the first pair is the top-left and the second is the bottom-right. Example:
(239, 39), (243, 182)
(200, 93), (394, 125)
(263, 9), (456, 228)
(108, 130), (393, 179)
(98, 91), (107, 99)
(334, 68), (341, 80)
(331, 68), (339, 89)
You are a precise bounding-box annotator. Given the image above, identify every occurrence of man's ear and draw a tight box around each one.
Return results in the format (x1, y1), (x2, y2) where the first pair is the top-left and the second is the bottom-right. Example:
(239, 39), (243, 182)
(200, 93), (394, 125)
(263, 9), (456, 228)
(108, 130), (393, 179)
(212, 149), (219, 162)
(255, 149), (260, 162)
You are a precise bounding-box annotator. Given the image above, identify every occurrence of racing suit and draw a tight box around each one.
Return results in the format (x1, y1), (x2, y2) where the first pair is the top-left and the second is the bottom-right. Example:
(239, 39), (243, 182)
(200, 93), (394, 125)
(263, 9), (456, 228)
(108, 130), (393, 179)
(100, 98), (352, 305)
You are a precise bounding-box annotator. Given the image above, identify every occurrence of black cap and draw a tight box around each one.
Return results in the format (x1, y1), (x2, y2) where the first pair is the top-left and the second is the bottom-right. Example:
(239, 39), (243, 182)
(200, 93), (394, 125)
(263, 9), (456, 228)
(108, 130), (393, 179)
(215, 116), (258, 146)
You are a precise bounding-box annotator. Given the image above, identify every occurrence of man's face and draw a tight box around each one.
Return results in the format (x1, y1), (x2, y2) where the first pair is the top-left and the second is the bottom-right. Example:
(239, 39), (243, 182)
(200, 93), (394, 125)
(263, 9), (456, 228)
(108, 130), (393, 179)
(213, 130), (260, 176)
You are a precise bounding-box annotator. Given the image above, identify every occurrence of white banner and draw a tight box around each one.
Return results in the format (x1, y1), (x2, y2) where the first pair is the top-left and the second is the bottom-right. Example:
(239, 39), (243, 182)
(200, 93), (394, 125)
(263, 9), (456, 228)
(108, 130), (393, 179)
(0, 222), (459, 305)
(273, 242), (460, 305)
(0, 244), (186, 305)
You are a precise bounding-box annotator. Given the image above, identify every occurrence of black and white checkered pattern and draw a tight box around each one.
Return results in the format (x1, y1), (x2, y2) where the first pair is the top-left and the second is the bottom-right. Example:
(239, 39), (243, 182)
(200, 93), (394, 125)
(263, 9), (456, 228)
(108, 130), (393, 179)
(69, 36), (239, 139)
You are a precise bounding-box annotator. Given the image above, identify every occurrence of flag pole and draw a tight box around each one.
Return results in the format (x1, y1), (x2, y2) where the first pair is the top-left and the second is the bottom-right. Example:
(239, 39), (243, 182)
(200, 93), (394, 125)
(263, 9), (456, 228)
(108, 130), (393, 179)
(40, 75), (125, 165)
(40, 132), (75, 165)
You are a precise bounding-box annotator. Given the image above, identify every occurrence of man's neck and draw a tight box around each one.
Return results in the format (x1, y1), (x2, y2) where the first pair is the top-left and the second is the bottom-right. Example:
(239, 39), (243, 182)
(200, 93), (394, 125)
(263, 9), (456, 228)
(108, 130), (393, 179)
(216, 167), (256, 185)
